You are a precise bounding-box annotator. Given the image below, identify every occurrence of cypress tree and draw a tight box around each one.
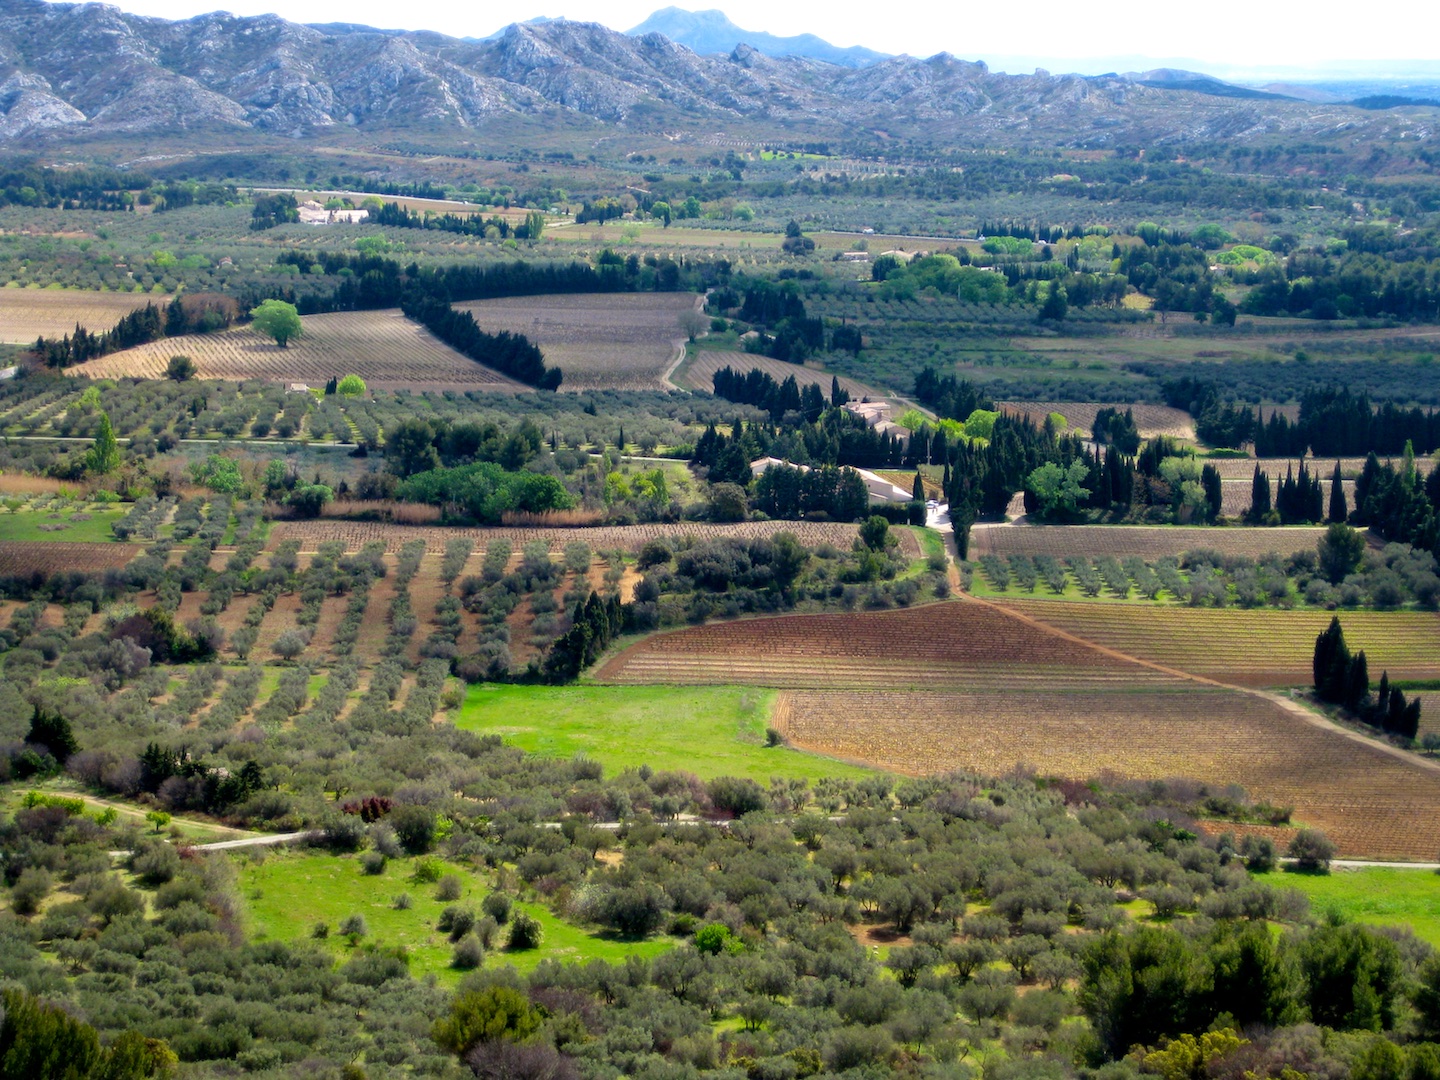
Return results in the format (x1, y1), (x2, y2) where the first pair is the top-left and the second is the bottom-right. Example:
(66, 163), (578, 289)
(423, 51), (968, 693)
(1354, 452), (1382, 524)
(1313, 616), (1349, 701)
(912, 473), (925, 502)
(1328, 461), (1348, 523)
(1399, 695), (1422, 740)
(1249, 465), (1272, 523)
(1344, 650), (1369, 711)
(1201, 464), (1223, 522)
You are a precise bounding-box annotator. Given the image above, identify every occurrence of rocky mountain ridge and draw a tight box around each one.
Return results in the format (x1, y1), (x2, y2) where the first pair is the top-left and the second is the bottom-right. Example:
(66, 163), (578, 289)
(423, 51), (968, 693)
(0, 0), (1434, 146)
(624, 7), (889, 69)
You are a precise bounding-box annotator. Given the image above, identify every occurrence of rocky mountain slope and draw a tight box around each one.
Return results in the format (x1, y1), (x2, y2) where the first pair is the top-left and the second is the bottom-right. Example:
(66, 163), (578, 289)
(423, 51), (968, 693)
(625, 7), (888, 69)
(0, 0), (1433, 146)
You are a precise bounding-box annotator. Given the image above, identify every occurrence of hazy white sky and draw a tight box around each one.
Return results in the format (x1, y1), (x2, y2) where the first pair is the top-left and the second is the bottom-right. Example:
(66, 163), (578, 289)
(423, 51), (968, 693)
(102, 0), (1439, 75)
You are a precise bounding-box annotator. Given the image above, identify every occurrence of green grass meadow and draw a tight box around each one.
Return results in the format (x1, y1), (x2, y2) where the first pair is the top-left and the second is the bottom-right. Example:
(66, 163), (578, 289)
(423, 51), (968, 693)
(1260, 867), (1440, 945)
(0, 508), (126, 543)
(454, 683), (874, 783)
(235, 850), (672, 983)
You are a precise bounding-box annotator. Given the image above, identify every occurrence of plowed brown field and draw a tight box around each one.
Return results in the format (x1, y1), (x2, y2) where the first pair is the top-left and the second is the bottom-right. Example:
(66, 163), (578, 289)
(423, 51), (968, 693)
(776, 686), (1440, 860)
(455, 293), (700, 391)
(0, 541), (140, 574)
(595, 601), (1179, 689)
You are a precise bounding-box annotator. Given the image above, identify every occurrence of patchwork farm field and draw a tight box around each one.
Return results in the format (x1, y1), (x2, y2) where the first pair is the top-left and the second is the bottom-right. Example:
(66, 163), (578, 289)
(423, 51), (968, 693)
(1004, 599), (1440, 687)
(997, 401), (1196, 440)
(773, 686), (1440, 861)
(969, 524), (1328, 560)
(267, 518), (916, 556)
(594, 600), (1181, 689)
(0, 287), (167, 342)
(455, 292), (700, 391)
(67, 310), (525, 390)
(675, 349), (879, 401)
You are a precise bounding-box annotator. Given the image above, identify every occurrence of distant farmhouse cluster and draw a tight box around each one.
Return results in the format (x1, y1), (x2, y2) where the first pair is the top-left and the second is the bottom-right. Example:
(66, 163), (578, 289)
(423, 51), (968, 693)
(297, 199), (368, 225)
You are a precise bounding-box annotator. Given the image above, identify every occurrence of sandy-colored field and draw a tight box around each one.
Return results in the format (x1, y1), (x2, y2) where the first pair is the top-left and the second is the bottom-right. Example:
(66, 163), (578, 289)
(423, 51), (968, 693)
(676, 350), (879, 401)
(595, 601), (1178, 690)
(455, 293), (701, 391)
(970, 524), (1328, 560)
(998, 401), (1196, 441)
(1003, 599), (1440, 688)
(775, 686), (1440, 861)
(265, 518), (915, 556)
(0, 288), (169, 343)
(66, 310), (525, 390)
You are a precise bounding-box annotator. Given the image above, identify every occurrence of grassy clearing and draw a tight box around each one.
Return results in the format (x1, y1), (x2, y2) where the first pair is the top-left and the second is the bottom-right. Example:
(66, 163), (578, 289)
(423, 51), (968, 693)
(454, 683), (874, 783)
(235, 849), (672, 982)
(1257, 867), (1440, 946)
(0, 508), (125, 543)
(912, 527), (946, 561)
(0, 779), (250, 843)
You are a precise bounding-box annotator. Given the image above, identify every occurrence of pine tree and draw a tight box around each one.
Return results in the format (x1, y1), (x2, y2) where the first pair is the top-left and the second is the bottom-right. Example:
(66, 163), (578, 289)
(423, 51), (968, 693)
(1328, 461), (1348, 523)
(27, 706), (79, 762)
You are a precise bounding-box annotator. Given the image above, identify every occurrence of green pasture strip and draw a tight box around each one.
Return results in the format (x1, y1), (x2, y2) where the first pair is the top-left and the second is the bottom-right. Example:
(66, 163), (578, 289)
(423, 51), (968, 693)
(236, 849), (672, 983)
(454, 683), (874, 783)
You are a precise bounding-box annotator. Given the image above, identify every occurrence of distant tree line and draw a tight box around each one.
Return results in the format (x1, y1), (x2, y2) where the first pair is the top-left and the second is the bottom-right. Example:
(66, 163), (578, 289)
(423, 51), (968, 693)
(32, 296), (237, 370)
(750, 463), (872, 521)
(1352, 450), (1440, 557)
(707, 280), (853, 363)
(1169, 380), (1440, 456)
(369, 201), (542, 240)
(32, 306), (165, 370)
(400, 292), (562, 390)
(0, 163), (148, 210)
(694, 410), (913, 480)
(710, 365), (841, 422)
(249, 192), (299, 229)
(914, 366), (995, 422)
(1246, 460), (1328, 525)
